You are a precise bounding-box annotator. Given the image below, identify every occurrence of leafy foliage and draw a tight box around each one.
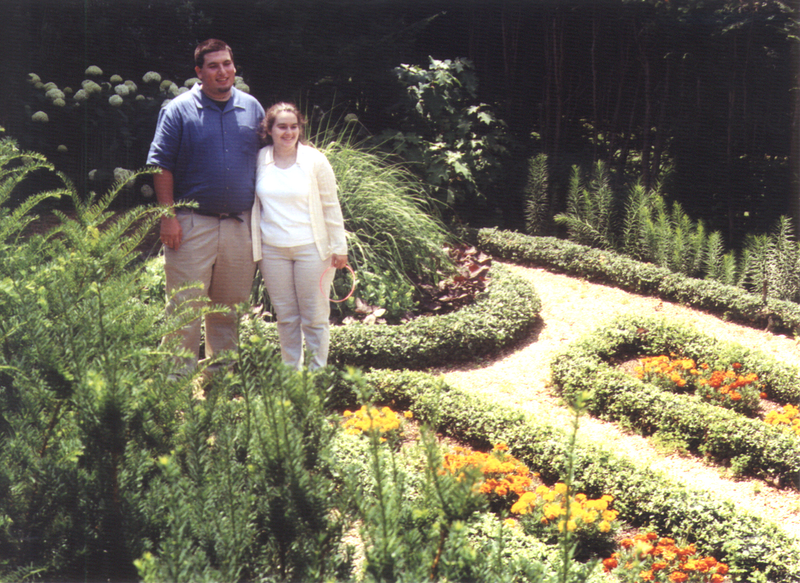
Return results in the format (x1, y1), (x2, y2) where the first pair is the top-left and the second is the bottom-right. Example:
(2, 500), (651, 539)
(376, 57), (510, 210)
(554, 162), (617, 250)
(523, 153), (550, 237)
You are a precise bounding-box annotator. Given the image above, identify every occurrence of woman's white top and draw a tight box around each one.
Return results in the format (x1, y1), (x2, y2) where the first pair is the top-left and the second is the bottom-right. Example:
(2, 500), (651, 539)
(255, 163), (315, 247)
(251, 143), (348, 262)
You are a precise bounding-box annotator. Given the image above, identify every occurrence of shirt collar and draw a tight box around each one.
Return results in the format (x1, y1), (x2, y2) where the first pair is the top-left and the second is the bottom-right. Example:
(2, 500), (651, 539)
(192, 83), (242, 111)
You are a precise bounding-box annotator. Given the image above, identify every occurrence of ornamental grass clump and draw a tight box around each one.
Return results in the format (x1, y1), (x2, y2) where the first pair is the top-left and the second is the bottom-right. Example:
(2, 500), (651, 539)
(603, 532), (730, 583)
(635, 355), (761, 416)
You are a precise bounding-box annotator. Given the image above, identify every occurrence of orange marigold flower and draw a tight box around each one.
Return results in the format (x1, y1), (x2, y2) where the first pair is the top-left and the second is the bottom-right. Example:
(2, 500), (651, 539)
(621, 538), (635, 549)
(710, 576), (724, 583)
(669, 572), (689, 582)
(602, 556), (618, 572)
(640, 570), (655, 581)
(732, 362), (742, 369)
(652, 561), (668, 572)
(716, 563), (729, 575)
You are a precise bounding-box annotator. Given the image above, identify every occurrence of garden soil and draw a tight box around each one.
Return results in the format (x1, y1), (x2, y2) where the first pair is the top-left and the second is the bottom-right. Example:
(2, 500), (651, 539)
(431, 263), (800, 540)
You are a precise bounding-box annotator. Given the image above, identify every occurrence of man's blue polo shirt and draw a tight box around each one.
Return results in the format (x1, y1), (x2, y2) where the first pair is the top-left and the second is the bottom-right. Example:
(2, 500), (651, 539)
(147, 84), (265, 214)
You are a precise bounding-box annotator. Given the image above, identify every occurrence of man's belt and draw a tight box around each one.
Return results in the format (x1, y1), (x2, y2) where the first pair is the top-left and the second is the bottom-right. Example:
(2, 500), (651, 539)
(182, 209), (244, 222)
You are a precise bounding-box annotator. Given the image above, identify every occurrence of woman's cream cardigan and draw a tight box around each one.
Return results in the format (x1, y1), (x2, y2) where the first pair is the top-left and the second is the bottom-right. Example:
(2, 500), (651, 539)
(251, 143), (348, 262)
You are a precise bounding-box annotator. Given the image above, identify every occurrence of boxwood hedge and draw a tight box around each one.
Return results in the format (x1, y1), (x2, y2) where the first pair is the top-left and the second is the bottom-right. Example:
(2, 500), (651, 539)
(333, 369), (800, 583)
(471, 228), (800, 335)
(550, 313), (800, 486)
(248, 262), (541, 370)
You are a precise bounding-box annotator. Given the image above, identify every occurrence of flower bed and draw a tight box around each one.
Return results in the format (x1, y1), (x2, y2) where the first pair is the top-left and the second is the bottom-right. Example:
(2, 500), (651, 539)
(550, 313), (800, 486)
(333, 369), (800, 582)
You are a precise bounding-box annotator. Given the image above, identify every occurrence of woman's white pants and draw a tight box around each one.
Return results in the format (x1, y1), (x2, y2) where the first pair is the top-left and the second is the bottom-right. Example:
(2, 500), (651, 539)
(259, 242), (334, 370)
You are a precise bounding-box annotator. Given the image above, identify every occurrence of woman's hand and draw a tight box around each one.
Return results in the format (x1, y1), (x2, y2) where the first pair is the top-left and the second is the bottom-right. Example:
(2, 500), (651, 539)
(331, 254), (348, 269)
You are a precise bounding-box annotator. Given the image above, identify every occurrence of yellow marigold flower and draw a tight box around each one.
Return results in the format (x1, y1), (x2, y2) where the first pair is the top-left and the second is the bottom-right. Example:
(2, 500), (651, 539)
(493, 443), (508, 452)
(503, 518), (517, 528)
(554, 482), (568, 495)
(598, 520), (611, 533)
(582, 509), (598, 524)
(575, 493), (587, 503)
(542, 490), (556, 502)
(404, 411), (413, 419)
(602, 509), (619, 522)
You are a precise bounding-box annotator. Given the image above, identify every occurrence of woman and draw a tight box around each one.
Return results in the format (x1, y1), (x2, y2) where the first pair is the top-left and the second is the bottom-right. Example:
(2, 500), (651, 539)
(251, 102), (348, 369)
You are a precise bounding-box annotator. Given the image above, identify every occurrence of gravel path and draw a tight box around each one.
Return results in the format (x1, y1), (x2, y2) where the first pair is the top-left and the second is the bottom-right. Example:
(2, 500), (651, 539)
(432, 263), (800, 539)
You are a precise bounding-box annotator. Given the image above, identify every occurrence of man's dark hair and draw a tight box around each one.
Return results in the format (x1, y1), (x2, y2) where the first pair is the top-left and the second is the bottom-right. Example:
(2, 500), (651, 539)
(194, 39), (233, 68)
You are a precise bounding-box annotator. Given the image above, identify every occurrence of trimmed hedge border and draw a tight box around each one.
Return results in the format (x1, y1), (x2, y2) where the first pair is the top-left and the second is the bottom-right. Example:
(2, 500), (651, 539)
(249, 262), (541, 370)
(470, 228), (800, 335)
(333, 369), (800, 583)
(549, 313), (800, 487)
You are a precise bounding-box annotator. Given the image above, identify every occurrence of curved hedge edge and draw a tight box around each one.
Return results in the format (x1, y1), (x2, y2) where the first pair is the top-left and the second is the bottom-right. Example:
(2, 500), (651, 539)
(247, 262), (542, 370)
(333, 369), (800, 583)
(470, 227), (800, 336)
(549, 313), (800, 486)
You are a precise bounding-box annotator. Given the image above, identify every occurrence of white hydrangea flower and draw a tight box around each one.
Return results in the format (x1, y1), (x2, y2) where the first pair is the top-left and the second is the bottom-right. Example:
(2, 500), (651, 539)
(85, 65), (103, 76)
(184, 77), (200, 88)
(74, 89), (88, 102)
(88, 169), (98, 180)
(177, 87), (189, 95)
(167, 84), (180, 97)
(113, 167), (133, 184)
(114, 84), (130, 97)
(135, 94), (146, 101)
(140, 184), (155, 198)
(109, 74), (123, 84)
(81, 80), (102, 94)
(109, 95), (124, 107)
(344, 113), (359, 124)
(32, 111), (49, 123)
(159, 79), (174, 92)
(124, 80), (137, 93)
(234, 81), (250, 93)
(34, 82), (44, 89)
(46, 88), (65, 101)
(143, 71), (161, 84)
(27, 73), (41, 84)
(63, 87), (73, 95)
(53, 98), (66, 107)
(57, 145), (68, 153)
(43, 82), (58, 91)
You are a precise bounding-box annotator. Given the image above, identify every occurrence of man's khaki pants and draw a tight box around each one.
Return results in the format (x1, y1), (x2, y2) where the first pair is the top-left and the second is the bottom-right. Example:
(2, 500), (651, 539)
(164, 210), (255, 371)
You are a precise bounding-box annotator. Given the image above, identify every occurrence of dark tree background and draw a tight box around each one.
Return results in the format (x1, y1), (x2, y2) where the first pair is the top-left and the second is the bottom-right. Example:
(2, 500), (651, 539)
(1, 0), (798, 243)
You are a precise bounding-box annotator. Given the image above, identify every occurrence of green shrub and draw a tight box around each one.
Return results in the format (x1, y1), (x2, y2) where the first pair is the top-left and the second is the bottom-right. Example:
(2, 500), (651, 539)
(248, 262), (542, 370)
(473, 227), (800, 334)
(375, 57), (510, 210)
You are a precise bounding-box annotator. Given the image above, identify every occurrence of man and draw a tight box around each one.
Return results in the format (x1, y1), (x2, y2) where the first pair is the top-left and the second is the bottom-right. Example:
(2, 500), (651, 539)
(147, 39), (264, 372)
